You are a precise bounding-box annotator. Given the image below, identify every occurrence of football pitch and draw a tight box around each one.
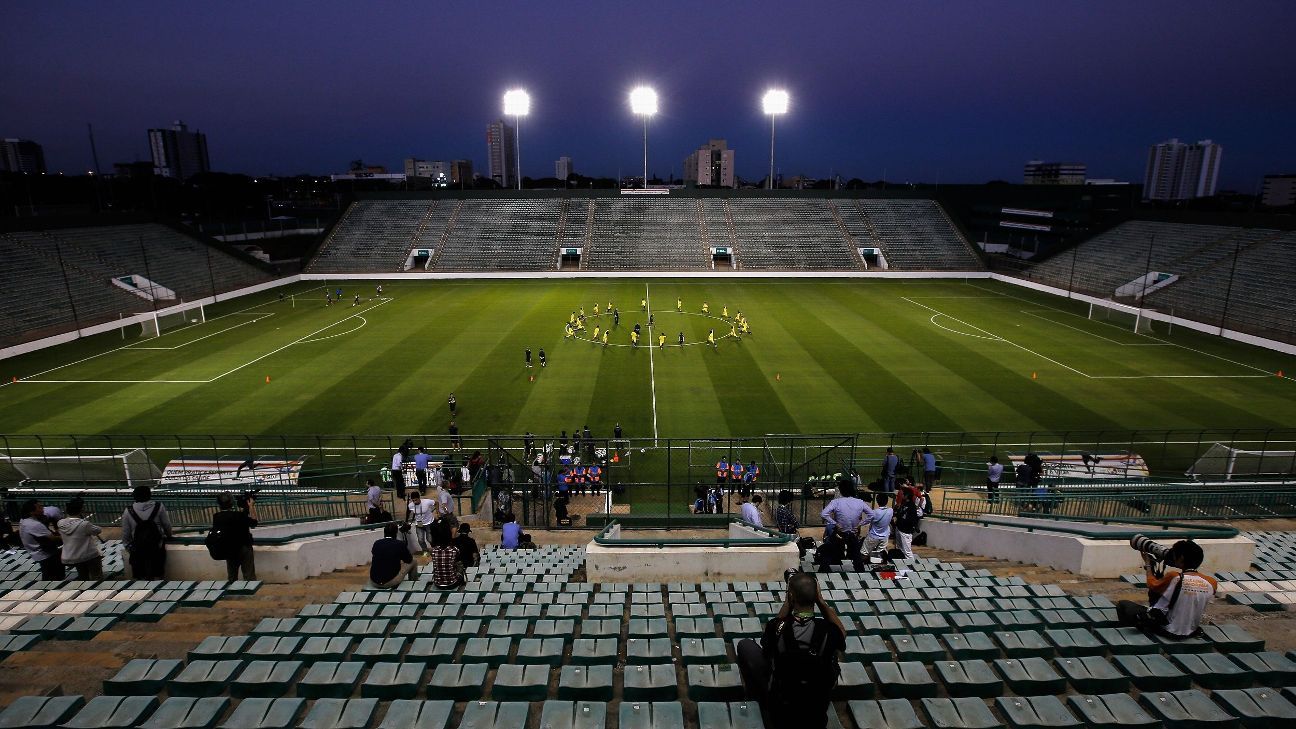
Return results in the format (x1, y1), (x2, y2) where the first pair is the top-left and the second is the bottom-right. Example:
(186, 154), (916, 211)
(1, 278), (1293, 439)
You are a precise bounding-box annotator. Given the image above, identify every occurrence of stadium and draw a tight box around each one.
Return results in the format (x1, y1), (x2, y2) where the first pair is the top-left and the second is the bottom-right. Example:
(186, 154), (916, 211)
(2, 4), (1296, 729)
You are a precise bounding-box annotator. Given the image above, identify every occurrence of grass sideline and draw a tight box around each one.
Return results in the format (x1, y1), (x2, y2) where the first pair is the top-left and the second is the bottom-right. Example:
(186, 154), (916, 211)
(1, 278), (1293, 441)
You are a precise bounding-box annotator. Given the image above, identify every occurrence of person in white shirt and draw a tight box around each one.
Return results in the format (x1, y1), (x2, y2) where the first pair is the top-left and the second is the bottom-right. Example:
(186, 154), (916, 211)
(739, 492), (764, 527)
(860, 493), (894, 556)
(986, 456), (1004, 505)
(406, 491), (436, 555)
(391, 448), (407, 498)
(1117, 540), (1217, 639)
(435, 483), (457, 528)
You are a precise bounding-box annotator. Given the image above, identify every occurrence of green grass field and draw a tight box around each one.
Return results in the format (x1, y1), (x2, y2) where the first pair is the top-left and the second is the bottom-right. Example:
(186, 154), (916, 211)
(2, 278), (1294, 441)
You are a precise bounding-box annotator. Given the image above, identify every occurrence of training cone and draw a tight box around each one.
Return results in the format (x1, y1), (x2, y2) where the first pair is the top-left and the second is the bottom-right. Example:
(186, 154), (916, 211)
(265, 375), (271, 384)
(529, 375), (534, 382)
(776, 373), (781, 381)
(1031, 371), (1037, 380)
(1279, 370), (1285, 378)
(10, 376), (15, 383)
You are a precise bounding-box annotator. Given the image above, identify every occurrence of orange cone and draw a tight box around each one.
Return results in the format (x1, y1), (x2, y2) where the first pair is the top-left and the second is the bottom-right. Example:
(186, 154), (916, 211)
(776, 373), (781, 381)
(10, 376), (15, 383)
(265, 375), (271, 384)
(1031, 372), (1038, 380)
(1279, 370), (1285, 378)
(529, 375), (534, 382)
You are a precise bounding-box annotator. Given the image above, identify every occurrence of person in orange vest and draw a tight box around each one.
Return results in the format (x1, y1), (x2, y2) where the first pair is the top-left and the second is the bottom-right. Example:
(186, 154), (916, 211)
(716, 458), (729, 485)
(572, 466), (586, 496)
(730, 461), (744, 484)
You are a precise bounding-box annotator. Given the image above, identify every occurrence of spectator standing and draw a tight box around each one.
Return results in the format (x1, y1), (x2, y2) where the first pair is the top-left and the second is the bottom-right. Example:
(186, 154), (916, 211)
(434, 482), (457, 527)
(58, 498), (103, 580)
(736, 572), (846, 729)
(20, 499), (63, 580)
(365, 479), (386, 523)
(892, 489), (922, 559)
(740, 492), (764, 527)
(428, 522), (464, 589)
(881, 448), (899, 493)
(121, 486), (172, 579)
(449, 421), (462, 452)
(454, 523), (480, 568)
(774, 490), (799, 535)
(819, 478), (867, 571)
(986, 456), (1004, 505)
(407, 490), (435, 555)
(1024, 452), (1044, 487)
(391, 447), (407, 498)
(920, 448), (938, 492)
(414, 447), (432, 489)
(369, 523), (418, 589)
(861, 493), (894, 556)
(212, 493), (259, 580)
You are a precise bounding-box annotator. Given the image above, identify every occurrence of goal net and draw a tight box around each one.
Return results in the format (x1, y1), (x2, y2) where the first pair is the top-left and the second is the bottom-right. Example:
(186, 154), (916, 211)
(0, 448), (163, 488)
(140, 302), (205, 338)
(1187, 442), (1296, 480)
(1087, 299), (1162, 334)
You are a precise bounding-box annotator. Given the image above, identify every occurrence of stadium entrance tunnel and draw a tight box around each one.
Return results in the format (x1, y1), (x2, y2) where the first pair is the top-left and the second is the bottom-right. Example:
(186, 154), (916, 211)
(583, 516), (798, 582)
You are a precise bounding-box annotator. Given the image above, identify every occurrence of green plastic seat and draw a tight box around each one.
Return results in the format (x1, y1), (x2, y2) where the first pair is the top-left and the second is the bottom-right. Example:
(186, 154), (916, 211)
(846, 699), (924, 729)
(1093, 627), (1158, 655)
(230, 660), (303, 699)
(537, 701), (607, 729)
(375, 700), (452, 729)
(995, 696), (1080, 728)
(1033, 609), (1086, 629)
(299, 636), (354, 663)
(406, 637), (458, 665)
(719, 617), (761, 640)
(362, 662), (424, 699)
(1054, 656), (1129, 693)
(168, 660), (243, 697)
(688, 664), (745, 702)
(1199, 624), (1264, 653)
(127, 602), (177, 622)
(103, 659), (183, 695)
(1231, 651), (1296, 686)
(1114, 654), (1192, 692)
(845, 635), (891, 664)
(546, 605), (584, 620)
(435, 618), (481, 638)
(994, 657), (1067, 695)
(581, 619), (621, 639)
(0, 634), (40, 660)
(492, 664), (551, 701)
(993, 630), (1053, 659)
(390, 618), (438, 637)
(834, 662), (875, 700)
(462, 637), (513, 667)
(297, 699), (377, 729)
(64, 696), (160, 729)
(298, 661), (364, 699)
(428, 662), (488, 701)
(892, 634), (944, 662)
(245, 636), (303, 660)
(1212, 687), (1296, 728)
(456, 702), (530, 729)
(503, 604), (542, 622)
(534, 619), (577, 639)
(873, 662), (938, 698)
(188, 637), (248, 662)
(0, 695), (86, 728)
(485, 619), (529, 639)
(857, 615), (906, 635)
(672, 618), (715, 639)
(626, 638), (673, 664)
(1153, 632), (1212, 654)
(695, 702), (765, 729)
(1168, 652), (1252, 689)
(571, 638), (618, 665)
(250, 618), (300, 636)
(61, 617), (117, 640)
(1139, 690), (1237, 728)
(139, 697), (229, 729)
(1043, 628), (1104, 657)
(353, 637), (408, 664)
(516, 637), (566, 666)
(903, 613), (951, 634)
(629, 619), (669, 640)
(617, 701), (684, 729)
(940, 632), (999, 660)
(934, 659), (1003, 698)
(1065, 694), (1157, 729)
(622, 663), (676, 701)
(679, 638), (727, 665)
(558, 665), (615, 701)
(920, 697), (1001, 729)
(951, 612), (997, 633)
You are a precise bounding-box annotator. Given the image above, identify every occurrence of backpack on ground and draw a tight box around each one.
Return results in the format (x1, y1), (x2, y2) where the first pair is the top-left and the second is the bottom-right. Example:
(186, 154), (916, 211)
(128, 505), (164, 554)
(769, 618), (839, 708)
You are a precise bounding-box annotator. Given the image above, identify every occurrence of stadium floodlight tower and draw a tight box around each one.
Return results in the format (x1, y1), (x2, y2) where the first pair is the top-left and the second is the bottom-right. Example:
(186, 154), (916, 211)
(629, 85), (658, 189)
(762, 89), (789, 190)
(503, 88), (530, 190)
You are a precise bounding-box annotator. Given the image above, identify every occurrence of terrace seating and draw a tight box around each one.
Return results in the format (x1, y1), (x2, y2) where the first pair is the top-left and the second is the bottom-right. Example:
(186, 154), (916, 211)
(726, 199), (859, 270)
(433, 200), (563, 271)
(308, 201), (439, 273)
(1218, 531), (1296, 610)
(583, 199), (710, 270)
(850, 200), (982, 270)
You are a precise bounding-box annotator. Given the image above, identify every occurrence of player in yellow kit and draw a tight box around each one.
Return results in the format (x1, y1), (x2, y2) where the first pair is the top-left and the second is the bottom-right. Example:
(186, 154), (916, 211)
(702, 301), (709, 314)
(707, 329), (717, 349)
(722, 305), (729, 319)
(658, 333), (666, 349)
(601, 331), (609, 347)
(592, 325), (600, 341)
(676, 297), (682, 311)
(630, 330), (639, 347)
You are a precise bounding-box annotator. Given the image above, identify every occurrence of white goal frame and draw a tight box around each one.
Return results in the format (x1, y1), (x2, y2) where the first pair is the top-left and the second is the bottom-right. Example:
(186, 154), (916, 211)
(1087, 299), (1167, 335)
(139, 301), (206, 338)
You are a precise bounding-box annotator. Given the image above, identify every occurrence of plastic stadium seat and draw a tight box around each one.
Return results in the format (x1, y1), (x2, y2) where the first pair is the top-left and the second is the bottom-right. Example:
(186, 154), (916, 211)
(581, 619), (621, 638)
(833, 662), (874, 700)
(1094, 627), (1158, 655)
(534, 619), (578, 638)
(950, 612), (997, 632)
(903, 613), (951, 634)
(1138, 690), (1237, 728)
(1054, 656), (1130, 693)
(695, 702), (764, 729)
(375, 700), (453, 729)
(298, 661), (365, 699)
(617, 701), (684, 729)
(920, 697), (1001, 729)
(299, 636), (354, 663)
(1065, 694), (1157, 729)
(250, 618), (299, 636)
(537, 701), (607, 729)
(485, 619), (530, 638)
(140, 697), (230, 729)
(168, 660), (244, 697)
(993, 630), (1053, 659)
(623, 663), (677, 701)
(103, 659), (183, 694)
(571, 639), (618, 665)
(1043, 628), (1104, 657)
(516, 637), (566, 666)
(63, 696), (159, 729)
(857, 615), (906, 635)
(491, 664), (551, 701)
(626, 638), (672, 664)
(1153, 632), (1212, 654)
(61, 617), (117, 640)
(406, 637), (458, 665)
(362, 662), (425, 700)
(846, 699), (924, 729)
(1212, 687), (1296, 727)
(1033, 609), (1087, 629)
(435, 618), (481, 637)
(1232, 651), (1296, 686)
(188, 636), (248, 662)
(245, 636), (302, 659)
(0, 634), (40, 660)
(892, 634), (945, 662)
(1113, 654), (1193, 691)
(720, 617), (762, 639)
(872, 662), (938, 699)
(995, 696), (1081, 728)
(679, 638), (727, 665)
(681, 664), (742, 703)
(1199, 624), (1265, 653)
(558, 665), (615, 701)
(298, 699), (377, 729)
(461, 637), (513, 667)
(845, 635), (891, 664)
(0, 695), (86, 729)
(629, 619), (669, 639)
(218, 698), (306, 729)
(934, 659), (1004, 698)
(993, 657), (1067, 695)
(1168, 652), (1253, 689)
(940, 632), (999, 660)
(673, 618), (715, 638)
(428, 663), (488, 701)
(127, 601), (177, 622)
(230, 661), (303, 699)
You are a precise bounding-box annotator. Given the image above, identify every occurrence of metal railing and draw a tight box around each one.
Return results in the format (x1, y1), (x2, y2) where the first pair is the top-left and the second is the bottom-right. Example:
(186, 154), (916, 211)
(938, 485), (1296, 522)
(930, 510), (1240, 541)
(12, 490), (370, 529)
(592, 516), (795, 547)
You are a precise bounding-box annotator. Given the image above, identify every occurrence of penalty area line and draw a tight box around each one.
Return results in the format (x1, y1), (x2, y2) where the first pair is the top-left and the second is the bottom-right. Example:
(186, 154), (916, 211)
(645, 283), (659, 444)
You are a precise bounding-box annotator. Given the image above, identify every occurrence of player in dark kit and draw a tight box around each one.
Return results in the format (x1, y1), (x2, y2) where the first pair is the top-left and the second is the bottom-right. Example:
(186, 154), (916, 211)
(538, 349), (546, 367)
(525, 349), (532, 368)
(448, 393), (457, 415)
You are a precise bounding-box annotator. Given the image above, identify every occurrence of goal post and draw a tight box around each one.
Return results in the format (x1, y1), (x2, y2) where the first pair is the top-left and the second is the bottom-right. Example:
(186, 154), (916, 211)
(0, 448), (163, 489)
(1087, 299), (1162, 335)
(140, 302), (205, 338)
(1187, 442), (1296, 480)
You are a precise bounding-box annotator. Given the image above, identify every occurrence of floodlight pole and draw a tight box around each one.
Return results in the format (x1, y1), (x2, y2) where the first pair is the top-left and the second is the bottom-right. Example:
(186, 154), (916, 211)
(768, 114), (776, 190)
(514, 117), (522, 191)
(642, 115), (649, 189)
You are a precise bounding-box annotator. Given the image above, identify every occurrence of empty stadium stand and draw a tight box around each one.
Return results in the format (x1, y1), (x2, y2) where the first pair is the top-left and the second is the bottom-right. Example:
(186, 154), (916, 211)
(585, 199), (711, 271)
(433, 200), (565, 271)
(726, 199), (859, 270)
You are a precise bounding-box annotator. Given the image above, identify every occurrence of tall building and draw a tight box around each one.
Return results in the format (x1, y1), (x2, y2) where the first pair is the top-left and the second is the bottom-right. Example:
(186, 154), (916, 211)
(1261, 175), (1296, 208)
(683, 139), (735, 188)
(1143, 138), (1222, 201)
(0, 138), (46, 174)
(148, 121), (210, 181)
(1024, 161), (1086, 185)
(486, 119), (516, 188)
(449, 160), (473, 186)
(555, 156), (574, 181)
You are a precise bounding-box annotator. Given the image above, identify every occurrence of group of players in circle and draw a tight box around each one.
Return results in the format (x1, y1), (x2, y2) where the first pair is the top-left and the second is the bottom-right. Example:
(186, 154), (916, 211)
(561, 296), (752, 349)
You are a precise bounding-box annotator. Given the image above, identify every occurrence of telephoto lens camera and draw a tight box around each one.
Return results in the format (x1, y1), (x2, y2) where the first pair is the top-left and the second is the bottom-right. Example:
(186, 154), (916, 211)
(1130, 534), (1171, 576)
(235, 489), (261, 510)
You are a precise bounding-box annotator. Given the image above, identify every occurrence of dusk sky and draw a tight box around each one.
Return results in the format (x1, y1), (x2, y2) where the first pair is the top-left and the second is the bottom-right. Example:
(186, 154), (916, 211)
(3, 1), (1294, 188)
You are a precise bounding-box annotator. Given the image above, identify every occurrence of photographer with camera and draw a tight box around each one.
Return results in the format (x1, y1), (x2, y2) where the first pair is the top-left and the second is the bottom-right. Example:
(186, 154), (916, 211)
(209, 492), (259, 581)
(1117, 535), (1217, 639)
(736, 570), (845, 729)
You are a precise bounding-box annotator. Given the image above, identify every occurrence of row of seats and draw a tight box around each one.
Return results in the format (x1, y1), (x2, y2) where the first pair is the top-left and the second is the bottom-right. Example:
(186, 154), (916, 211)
(0, 540), (125, 578)
(849, 200), (983, 270)
(1221, 531), (1296, 610)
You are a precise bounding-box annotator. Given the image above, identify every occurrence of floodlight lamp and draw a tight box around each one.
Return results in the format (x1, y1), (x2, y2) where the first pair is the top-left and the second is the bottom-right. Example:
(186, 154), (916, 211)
(763, 89), (789, 115)
(503, 89), (531, 116)
(629, 86), (658, 115)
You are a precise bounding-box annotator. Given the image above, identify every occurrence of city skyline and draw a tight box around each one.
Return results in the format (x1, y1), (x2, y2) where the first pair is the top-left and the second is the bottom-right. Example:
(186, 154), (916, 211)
(2, 1), (1294, 188)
